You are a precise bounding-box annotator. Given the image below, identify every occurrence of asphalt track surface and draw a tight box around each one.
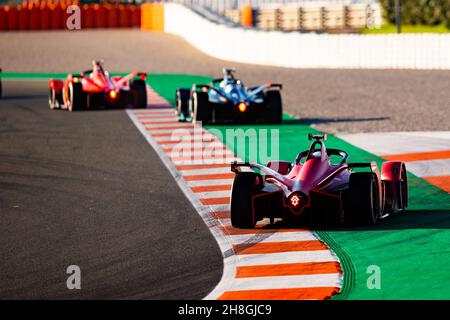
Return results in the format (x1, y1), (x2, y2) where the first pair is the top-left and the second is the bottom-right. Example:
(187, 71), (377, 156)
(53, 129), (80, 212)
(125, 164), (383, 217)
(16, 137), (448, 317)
(1, 30), (450, 133)
(0, 80), (223, 299)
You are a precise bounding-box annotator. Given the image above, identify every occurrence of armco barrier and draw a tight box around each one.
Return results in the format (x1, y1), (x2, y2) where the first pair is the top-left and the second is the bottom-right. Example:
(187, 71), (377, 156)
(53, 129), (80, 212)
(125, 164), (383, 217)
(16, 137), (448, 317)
(164, 3), (450, 70)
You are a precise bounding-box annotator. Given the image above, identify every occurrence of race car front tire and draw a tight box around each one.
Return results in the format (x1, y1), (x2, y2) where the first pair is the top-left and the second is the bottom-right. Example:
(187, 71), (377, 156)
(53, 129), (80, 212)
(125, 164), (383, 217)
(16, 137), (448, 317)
(346, 172), (380, 225)
(68, 82), (86, 112)
(230, 172), (261, 228)
(131, 79), (147, 109)
(265, 91), (282, 124)
(176, 88), (190, 122)
(192, 92), (210, 124)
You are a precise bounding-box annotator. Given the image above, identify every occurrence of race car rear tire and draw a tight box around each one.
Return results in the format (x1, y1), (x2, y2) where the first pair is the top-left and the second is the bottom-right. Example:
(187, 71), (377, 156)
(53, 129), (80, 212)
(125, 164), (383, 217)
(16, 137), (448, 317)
(176, 88), (190, 122)
(56, 92), (64, 107)
(346, 172), (380, 225)
(49, 89), (58, 110)
(68, 82), (86, 112)
(192, 92), (210, 124)
(230, 172), (261, 228)
(131, 79), (147, 109)
(265, 91), (282, 124)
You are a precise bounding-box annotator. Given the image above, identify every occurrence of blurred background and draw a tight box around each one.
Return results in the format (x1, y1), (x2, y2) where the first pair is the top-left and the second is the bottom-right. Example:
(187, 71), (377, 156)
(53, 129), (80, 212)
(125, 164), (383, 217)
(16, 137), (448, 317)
(0, 0), (449, 33)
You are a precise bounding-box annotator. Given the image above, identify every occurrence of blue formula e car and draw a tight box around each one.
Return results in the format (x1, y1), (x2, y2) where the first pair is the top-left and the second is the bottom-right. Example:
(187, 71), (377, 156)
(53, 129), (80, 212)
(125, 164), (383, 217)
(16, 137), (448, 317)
(175, 68), (283, 124)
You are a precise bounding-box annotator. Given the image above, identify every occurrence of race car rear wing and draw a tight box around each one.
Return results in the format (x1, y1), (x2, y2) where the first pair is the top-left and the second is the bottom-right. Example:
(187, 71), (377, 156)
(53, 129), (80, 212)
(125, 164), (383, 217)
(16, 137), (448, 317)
(192, 84), (229, 100)
(73, 71), (146, 81)
(266, 83), (282, 90)
(248, 83), (282, 94)
(348, 161), (379, 173)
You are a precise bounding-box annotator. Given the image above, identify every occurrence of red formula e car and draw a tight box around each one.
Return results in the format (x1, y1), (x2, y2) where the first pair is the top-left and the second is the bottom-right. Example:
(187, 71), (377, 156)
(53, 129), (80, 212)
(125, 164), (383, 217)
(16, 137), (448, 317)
(230, 134), (408, 228)
(48, 60), (147, 111)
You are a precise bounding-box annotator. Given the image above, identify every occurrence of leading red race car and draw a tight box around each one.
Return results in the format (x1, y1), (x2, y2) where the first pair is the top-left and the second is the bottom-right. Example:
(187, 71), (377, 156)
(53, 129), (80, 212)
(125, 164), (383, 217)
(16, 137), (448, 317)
(230, 134), (408, 228)
(48, 60), (147, 111)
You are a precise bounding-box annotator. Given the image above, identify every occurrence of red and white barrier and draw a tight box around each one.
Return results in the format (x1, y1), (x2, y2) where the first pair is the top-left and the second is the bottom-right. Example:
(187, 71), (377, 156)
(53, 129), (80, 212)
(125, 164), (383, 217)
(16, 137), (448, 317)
(0, 1), (141, 31)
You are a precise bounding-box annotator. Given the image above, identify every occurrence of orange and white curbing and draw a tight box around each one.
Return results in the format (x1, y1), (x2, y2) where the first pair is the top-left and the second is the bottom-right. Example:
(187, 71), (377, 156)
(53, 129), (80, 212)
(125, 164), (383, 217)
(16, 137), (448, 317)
(126, 86), (343, 300)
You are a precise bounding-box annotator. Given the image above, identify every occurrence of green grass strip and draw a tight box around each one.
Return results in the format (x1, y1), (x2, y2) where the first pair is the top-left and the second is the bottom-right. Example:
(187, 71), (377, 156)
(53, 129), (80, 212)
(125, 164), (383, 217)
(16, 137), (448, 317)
(147, 73), (450, 299)
(1, 72), (69, 79)
(361, 23), (450, 34)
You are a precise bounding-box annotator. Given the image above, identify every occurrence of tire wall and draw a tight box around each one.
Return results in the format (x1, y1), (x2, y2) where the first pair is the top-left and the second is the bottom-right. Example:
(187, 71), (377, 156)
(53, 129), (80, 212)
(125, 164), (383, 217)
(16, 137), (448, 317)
(0, 1), (141, 31)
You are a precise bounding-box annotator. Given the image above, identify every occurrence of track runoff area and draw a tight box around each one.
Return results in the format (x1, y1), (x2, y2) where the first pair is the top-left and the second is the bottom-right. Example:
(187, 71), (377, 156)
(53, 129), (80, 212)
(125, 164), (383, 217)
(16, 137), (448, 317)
(130, 74), (450, 300)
